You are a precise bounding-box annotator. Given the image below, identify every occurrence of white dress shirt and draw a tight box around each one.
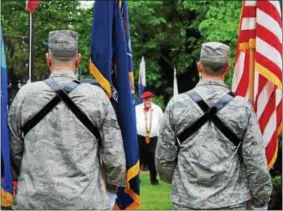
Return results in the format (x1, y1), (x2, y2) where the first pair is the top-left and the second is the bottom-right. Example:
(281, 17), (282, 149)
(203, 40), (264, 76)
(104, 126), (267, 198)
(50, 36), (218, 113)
(135, 103), (163, 137)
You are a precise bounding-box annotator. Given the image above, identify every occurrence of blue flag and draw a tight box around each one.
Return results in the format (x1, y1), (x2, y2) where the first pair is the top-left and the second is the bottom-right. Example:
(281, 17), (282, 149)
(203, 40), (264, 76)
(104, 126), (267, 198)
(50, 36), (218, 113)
(1, 29), (13, 207)
(89, 0), (140, 209)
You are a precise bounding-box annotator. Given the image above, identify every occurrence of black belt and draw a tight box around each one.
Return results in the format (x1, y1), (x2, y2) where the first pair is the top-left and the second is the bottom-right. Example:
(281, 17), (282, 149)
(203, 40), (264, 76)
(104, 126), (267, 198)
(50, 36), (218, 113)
(177, 90), (242, 157)
(22, 78), (101, 144)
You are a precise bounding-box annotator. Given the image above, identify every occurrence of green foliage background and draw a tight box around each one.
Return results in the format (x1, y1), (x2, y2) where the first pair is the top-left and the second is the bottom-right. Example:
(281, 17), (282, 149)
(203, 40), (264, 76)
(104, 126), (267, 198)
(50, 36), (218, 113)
(2, 0), (243, 108)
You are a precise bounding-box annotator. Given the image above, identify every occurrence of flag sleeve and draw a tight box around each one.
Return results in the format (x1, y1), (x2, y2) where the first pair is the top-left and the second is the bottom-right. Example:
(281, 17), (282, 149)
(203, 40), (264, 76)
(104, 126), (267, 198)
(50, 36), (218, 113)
(241, 109), (272, 206)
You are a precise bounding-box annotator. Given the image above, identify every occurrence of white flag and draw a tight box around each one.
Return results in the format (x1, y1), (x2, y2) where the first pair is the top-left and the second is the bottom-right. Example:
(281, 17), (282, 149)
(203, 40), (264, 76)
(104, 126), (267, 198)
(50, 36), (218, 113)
(173, 68), (178, 96)
(139, 57), (146, 87)
(138, 57), (146, 104)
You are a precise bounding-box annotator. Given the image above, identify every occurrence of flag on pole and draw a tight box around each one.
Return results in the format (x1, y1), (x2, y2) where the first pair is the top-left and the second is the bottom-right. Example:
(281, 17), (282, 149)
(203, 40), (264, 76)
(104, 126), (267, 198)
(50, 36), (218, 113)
(26, 0), (40, 83)
(1, 29), (13, 208)
(232, 0), (282, 170)
(138, 57), (146, 104)
(89, 0), (140, 209)
(26, 0), (40, 13)
(173, 68), (178, 96)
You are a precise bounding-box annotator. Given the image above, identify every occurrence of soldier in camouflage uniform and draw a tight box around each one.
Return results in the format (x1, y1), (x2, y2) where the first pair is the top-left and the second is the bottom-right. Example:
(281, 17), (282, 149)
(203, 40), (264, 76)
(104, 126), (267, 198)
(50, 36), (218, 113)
(8, 30), (126, 210)
(155, 42), (272, 210)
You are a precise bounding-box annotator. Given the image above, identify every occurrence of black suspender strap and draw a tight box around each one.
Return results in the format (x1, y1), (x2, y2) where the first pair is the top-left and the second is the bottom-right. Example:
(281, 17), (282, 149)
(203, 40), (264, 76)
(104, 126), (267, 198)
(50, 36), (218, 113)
(189, 91), (210, 111)
(177, 91), (242, 149)
(211, 115), (242, 148)
(64, 80), (80, 92)
(22, 80), (80, 136)
(191, 91), (241, 148)
(44, 78), (101, 143)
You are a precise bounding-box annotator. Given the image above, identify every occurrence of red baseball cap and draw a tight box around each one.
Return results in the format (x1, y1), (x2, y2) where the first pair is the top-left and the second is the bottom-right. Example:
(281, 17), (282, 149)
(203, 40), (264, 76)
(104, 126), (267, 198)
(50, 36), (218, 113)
(141, 91), (154, 99)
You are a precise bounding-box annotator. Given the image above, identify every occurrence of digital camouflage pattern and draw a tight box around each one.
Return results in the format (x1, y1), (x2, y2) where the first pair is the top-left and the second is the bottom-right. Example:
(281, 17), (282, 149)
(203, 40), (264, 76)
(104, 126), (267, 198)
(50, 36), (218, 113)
(8, 70), (126, 210)
(48, 30), (78, 61)
(200, 42), (230, 65)
(173, 201), (248, 210)
(156, 79), (272, 209)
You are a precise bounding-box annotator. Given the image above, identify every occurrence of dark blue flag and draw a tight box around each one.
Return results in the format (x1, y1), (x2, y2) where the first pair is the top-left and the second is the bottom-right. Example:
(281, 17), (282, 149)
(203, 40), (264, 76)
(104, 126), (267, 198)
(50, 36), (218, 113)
(1, 29), (13, 207)
(89, 0), (140, 209)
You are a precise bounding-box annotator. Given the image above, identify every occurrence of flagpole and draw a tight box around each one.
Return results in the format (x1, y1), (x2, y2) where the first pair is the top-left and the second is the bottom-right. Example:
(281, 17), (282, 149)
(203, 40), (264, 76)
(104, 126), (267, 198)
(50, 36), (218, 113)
(28, 12), (34, 83)
(247, 38), (255, 211)
(248, 39), (255, 102)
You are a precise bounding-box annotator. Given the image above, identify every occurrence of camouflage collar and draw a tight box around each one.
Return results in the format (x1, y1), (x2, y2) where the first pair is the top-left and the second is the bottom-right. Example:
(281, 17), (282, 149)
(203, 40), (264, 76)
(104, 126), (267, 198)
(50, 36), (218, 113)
(196, 79), (229, 89)
(49, 70), (78, 80)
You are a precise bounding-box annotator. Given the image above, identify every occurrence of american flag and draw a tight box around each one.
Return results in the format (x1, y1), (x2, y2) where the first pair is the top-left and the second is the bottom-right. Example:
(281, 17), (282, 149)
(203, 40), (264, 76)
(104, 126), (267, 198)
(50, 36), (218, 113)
(232, 0), (282, 169)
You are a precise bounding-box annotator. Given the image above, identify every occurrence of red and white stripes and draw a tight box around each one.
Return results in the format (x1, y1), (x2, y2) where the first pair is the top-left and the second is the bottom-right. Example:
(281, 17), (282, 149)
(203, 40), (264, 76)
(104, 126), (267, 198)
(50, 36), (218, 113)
(232, 0), (282, 169)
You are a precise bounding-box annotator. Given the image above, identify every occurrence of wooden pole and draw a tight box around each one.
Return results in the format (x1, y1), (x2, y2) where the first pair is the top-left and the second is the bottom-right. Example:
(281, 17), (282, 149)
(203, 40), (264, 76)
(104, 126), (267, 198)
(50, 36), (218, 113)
(248, 40), (255, 103)
(247, 39), (255, 210)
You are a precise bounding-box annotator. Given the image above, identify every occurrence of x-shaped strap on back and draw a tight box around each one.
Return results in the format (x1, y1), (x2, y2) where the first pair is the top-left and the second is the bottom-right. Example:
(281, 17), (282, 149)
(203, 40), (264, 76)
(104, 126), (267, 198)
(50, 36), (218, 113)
(22, 79), (80, 137)
(177, 90), (242, 151)
(22, 79), (101, 145)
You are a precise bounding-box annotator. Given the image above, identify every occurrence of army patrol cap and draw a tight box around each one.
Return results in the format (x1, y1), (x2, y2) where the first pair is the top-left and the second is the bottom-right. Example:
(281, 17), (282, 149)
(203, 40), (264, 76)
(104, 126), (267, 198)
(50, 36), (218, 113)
(48, 30), (78, 61)
(200, 42), (230, 66)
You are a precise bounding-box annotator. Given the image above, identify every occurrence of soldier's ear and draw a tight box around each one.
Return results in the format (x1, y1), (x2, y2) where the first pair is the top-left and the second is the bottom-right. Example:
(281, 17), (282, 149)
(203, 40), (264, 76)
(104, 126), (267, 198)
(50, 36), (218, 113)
(197, 62), (203, 73)
(46, 53), (52, 68)
(224, 64), (231, 75)
(75, 53), (81, 67)
(46, 53), (49, 62)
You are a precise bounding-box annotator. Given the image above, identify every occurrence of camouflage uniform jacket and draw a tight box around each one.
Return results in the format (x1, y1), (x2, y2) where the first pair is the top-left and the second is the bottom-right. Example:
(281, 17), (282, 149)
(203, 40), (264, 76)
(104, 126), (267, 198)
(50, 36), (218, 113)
(156, 79), (272, 209)
(8, 70), (127, 210)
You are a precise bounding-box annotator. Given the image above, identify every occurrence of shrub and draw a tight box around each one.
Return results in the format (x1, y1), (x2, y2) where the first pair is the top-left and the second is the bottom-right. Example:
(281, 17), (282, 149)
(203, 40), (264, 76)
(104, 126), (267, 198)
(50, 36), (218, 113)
(269, 176), (282, 210)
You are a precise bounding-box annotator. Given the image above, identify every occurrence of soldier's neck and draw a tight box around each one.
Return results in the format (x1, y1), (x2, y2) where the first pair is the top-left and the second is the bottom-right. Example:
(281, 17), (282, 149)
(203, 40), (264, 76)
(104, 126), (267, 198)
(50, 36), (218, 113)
(201, 74), (225, 81)
(51, 65), (76, 72)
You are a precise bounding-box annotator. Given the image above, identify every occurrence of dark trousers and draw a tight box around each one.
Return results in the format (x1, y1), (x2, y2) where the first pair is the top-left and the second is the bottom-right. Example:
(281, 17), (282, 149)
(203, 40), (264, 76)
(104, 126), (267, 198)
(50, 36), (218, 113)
(138, 135), (158, 183)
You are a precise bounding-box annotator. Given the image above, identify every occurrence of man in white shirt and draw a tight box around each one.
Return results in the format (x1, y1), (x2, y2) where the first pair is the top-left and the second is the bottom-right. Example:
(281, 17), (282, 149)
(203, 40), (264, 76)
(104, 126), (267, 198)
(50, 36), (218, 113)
(135, 91), (163, 185)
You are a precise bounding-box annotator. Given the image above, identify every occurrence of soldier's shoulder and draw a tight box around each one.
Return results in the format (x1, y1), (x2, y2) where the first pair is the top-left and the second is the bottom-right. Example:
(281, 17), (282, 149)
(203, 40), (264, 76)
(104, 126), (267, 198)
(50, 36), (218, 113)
(79, 83), (104, 92)
(80, 78), (101, 87)
(232, 95), (253, 111)
(170, 92), (191, 104)
(77, 81), (108, 99)
(17, 81), (48, 96)
(164, 92), (191, 110)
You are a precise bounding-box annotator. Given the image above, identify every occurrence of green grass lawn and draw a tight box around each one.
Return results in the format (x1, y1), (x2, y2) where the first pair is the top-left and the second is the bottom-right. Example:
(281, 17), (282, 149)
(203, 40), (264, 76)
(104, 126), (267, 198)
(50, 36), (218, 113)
(139, 172), (172, 210)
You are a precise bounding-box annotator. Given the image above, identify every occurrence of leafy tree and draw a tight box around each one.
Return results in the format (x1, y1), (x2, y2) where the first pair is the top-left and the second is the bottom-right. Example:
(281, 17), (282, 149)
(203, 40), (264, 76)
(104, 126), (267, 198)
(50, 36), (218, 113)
(185, 0), (242, 87)
(129, 0), (242, 107)
(2, 0), (243, 107)
(2, 0), (92, 82)
(2, 0), (29, 84)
